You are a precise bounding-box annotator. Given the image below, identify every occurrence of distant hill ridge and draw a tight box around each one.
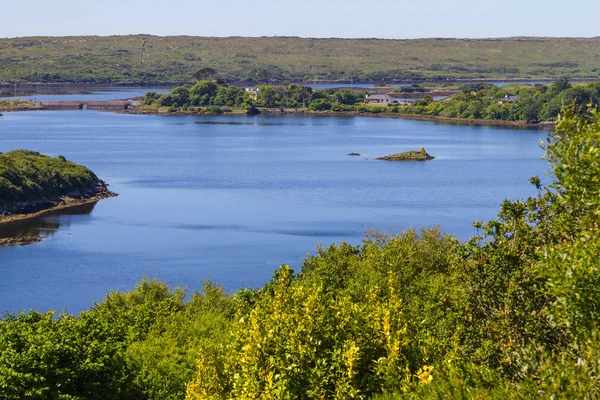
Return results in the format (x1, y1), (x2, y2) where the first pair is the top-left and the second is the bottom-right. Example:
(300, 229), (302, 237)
(1, 35), (599, 84)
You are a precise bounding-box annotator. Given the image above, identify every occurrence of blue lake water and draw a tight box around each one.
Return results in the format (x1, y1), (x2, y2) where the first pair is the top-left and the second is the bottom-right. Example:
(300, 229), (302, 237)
(1, 86), (172, 102)
(308, 83), (410, 89)
(309, 82), (549, 89)
(494, 81), (550, 87)
(0, 110), (549, 314)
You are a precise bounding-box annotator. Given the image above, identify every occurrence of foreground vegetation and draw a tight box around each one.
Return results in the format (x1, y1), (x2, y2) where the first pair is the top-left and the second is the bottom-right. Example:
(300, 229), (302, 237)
(143, 78), (600, 124)
(1, 36), (600, 84)
(1, 108), (599, 399)
(0, 150), (101, 212)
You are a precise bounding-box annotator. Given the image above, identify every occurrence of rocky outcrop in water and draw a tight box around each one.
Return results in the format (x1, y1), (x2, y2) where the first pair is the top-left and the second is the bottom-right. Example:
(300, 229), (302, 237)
(0, 181), (115, 216)
(377, 148), (435, 162)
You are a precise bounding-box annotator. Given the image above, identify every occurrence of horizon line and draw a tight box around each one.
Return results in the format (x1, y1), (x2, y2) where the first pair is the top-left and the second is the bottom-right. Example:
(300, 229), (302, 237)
(2, 34), (600, 41)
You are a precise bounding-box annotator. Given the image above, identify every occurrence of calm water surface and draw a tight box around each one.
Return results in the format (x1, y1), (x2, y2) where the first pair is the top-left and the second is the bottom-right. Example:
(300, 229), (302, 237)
(0, 111), (548, 313)
(2, 82), (551, 102)
(1, 86), (171, 102)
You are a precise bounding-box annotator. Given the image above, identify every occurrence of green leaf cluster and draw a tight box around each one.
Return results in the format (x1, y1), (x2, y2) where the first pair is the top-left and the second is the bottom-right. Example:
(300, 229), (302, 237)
(0, 279), (235, 400)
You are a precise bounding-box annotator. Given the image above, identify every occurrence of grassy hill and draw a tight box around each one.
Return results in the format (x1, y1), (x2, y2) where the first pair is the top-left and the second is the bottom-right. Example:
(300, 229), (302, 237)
(1, 35), (600, 84)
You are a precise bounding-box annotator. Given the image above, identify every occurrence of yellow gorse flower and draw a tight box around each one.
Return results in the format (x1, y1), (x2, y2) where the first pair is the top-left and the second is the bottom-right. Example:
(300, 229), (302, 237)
(416, 365), (434, 386)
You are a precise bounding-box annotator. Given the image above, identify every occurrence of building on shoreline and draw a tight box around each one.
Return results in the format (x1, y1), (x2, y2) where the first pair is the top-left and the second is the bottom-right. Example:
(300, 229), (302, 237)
(245, 88), (259, 100)
(498, 95), (518, 104)
(365, 94), (394, 104)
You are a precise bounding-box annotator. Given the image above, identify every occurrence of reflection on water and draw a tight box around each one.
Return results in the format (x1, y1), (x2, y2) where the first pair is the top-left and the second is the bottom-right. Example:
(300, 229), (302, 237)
(0, 86), (172, 102)
(0, 202), (97, 240)
(193, 119), (355, 127)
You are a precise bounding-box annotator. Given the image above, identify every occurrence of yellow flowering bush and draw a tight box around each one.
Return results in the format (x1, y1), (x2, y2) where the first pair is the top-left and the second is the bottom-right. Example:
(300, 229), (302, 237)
(187, 266), (412, 399)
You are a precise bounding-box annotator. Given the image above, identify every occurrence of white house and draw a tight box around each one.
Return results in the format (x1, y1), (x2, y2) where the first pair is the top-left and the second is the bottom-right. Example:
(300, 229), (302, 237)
(498, 95), (518, 104)
(245, 88), (259, 100)
(365, 94), (394, 104)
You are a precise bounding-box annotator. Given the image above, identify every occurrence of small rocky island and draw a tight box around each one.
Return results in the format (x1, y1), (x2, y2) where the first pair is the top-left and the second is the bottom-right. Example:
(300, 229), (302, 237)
(377, 147), (435, 162)
(0, 150), (117, 247)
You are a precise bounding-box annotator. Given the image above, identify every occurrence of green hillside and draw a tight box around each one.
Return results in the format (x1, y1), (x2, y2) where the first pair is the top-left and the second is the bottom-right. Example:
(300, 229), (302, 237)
(0, 150), (101, 211)
(1, 35), (600, 84)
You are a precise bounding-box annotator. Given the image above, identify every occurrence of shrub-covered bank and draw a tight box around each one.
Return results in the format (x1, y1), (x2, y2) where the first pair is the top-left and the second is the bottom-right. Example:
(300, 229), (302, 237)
(140, 80), (366, 115)
(0, 150), (109, 214)
(1, 108), (599, 399)
(141, 79), (600, 125)
(402, 78), (600, 123)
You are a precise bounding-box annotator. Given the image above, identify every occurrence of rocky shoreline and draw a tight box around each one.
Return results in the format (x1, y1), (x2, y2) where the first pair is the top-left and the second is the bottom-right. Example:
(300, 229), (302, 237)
(377, 149), (436, 162)
(126, 107), (553, 129)
(0, 182), (117, 247)
(0, 181), (116, 216)
(0, 235), (42, 248)
(0, 99), (553, 129)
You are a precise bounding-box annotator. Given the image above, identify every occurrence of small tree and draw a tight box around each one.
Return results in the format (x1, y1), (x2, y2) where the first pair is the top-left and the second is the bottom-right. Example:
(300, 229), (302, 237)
(257, 68), (272, 84)
(189, 80), (218, 106)
(553, 77), (571, 92)
(193, 67), (217, 81)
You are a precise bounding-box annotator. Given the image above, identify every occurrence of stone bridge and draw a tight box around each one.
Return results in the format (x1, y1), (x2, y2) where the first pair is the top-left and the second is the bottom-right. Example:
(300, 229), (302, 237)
(39, 99), (140, 111)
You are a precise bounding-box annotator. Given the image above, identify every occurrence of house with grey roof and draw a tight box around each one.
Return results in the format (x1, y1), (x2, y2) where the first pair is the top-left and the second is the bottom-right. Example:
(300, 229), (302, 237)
(365, 94), (394, 104)
(498, 95), (518, 104)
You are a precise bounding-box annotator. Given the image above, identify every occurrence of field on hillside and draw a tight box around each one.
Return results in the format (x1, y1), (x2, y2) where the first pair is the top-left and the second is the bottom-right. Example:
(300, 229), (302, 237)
(1, 35), (599, 83)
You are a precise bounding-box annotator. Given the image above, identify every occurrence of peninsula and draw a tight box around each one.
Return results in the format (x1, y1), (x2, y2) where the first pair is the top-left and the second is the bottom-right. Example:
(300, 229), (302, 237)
(2, 79), (598, 128)
(0, 150), (116, 246)
(134, 78), (599, 126)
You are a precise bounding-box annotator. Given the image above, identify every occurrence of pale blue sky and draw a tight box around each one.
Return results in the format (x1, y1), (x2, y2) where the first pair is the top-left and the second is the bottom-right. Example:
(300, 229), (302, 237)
(2, 0), (598, 38)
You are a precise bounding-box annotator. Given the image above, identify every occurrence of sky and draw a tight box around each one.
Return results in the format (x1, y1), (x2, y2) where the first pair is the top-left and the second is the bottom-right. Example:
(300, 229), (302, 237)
(1, 0), (598, 39)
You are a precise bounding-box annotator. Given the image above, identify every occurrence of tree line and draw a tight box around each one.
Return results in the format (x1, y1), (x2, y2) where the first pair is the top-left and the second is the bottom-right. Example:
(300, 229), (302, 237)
(143, 78), (600, 124)
(402, 78), (600, 123)
(142, 81), (367, 113)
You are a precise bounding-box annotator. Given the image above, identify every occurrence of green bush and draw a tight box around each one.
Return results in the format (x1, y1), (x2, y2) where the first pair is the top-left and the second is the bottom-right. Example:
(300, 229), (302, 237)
(0, 279), (236, 400)
(0, 311), (132, 400)
(188, 265), (411, 399)
(205, 106), (223, 114)
(308, 98), (333, 111)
